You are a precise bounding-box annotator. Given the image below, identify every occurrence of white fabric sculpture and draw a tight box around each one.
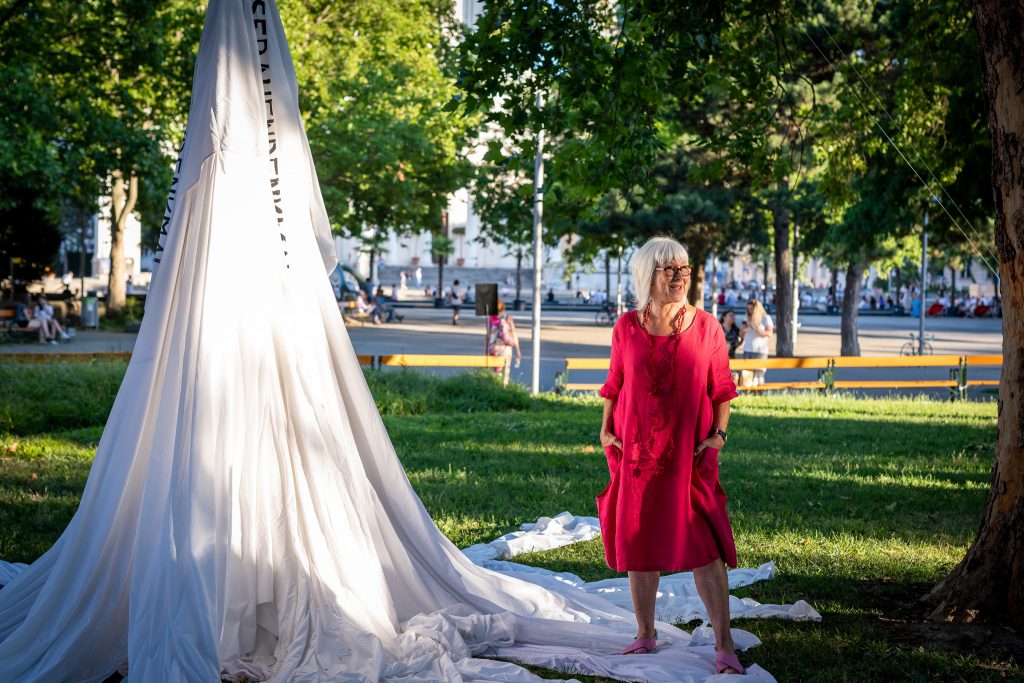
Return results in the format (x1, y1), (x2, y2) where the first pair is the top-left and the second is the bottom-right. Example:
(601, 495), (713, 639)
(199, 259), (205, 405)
(0, 3), (782, 681)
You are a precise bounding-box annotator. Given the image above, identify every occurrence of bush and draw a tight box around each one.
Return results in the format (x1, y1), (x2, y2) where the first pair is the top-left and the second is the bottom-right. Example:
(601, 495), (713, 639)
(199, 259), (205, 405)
(0, 361), (125, 434)
(365, 369), (531, 416)
(0, 362), (532, 434)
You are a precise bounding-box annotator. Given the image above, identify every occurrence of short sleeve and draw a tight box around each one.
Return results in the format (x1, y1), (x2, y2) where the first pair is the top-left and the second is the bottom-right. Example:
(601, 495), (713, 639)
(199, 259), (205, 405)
(708, 320), (739, 405)
(599, 317), (625, 401)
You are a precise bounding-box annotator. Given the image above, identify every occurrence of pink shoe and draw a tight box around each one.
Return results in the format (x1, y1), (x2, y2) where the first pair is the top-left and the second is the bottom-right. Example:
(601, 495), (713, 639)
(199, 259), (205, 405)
(621, 630), (658, 654)
(716, 650), (745, 674)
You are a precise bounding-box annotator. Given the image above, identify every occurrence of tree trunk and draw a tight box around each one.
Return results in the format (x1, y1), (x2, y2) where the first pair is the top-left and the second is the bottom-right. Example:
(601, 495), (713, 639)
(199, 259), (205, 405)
(772, 192), (795, 357)
(830, 267), (839, 311)
(107, 170), (137, 314)
(840, 261), (864, 356)
(515, 251), (523, 302)
(368, 249), (377, 284)
(688, 249), (707, 310)
(616, 252), (623, 313)
(792, 221), (800, 349)
(951, 266), (958, 311)
(710, 252), (718, 318)
(927, 0), (1024, 628)
(605, 251), (612, 300)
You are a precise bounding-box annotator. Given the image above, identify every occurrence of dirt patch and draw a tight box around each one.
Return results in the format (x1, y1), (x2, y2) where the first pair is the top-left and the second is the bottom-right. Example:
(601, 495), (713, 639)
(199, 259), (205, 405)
(873, 580), (1024, 662)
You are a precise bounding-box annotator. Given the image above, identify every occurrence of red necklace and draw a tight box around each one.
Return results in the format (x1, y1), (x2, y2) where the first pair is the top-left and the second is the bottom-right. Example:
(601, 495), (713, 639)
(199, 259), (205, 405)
(630, 303), (688, 476)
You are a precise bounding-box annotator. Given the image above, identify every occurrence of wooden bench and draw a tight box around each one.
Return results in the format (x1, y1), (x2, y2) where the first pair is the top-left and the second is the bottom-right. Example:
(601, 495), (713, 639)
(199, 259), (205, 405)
(374, 354), (509, 371)
(1, 351), (377, 365)
(556, 354), (1002, 400)
(0, 308), (35, 342)
(340, 299), (372, 326)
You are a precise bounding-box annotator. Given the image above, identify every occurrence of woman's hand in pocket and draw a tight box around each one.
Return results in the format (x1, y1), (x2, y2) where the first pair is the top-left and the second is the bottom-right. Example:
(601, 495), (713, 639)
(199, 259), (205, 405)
(600, 429), (623, 451)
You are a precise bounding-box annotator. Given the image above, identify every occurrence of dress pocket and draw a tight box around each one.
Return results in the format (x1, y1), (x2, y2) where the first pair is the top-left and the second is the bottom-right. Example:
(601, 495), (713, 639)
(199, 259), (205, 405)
(603, 444), (622, 472)
(695, 446), (720, 476)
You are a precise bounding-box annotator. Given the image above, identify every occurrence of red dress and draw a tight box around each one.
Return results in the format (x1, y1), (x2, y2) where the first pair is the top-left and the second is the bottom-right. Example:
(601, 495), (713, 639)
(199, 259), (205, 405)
(597, 309), (739, 572)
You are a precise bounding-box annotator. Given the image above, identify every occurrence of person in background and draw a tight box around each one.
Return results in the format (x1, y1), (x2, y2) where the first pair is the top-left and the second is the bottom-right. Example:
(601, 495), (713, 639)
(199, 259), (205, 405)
(355, 290), (380, 324)
(718, 309), (741, 359)
(35, 295), (69, 343)
(374, 286), (404, 323)
(485, 300), (521, 387)
(740, 298), (773, 387)
(447, 279), (466, 325)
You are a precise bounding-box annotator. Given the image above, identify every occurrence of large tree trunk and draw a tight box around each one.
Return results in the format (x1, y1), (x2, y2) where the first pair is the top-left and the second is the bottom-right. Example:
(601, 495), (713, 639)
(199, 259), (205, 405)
(106, 170), (138, 314)
(688, 249), (707, 310)
(840, 261), (864, 356)
(927, 0), (1024, 628)
(772, 191), (795, 357)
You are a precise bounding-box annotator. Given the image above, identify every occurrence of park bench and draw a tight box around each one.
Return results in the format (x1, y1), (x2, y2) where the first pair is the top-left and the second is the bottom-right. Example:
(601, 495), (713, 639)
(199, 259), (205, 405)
(341, 299), (372, 326)
(371, 354), (508, 372)
(0, 308), (36, 342)
(555, 354), (1002, 400)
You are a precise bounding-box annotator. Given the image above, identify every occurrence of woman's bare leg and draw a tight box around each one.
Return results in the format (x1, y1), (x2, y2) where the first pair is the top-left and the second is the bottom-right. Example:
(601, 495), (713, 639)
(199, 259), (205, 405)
(693, 558), (739, 669)
(627, 570), (660, 638)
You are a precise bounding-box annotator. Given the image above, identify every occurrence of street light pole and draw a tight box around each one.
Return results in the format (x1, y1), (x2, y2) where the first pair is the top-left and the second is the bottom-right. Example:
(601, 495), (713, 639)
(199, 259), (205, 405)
(919, 211), (928, 356)
(531, 92), (545, 395)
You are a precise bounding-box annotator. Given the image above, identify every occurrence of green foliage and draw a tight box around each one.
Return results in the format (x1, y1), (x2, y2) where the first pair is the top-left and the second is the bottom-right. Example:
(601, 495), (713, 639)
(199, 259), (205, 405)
(363, 369), (532, 415)
(0, 1), (204, 261)
(0, 362), (530, 435)
(99, 297), (143, 330)
(457, 0), (992, 291)
(0, 186), (64, 285)
(282, 0), (477, 246)
(455, 0), (725, 195)
(0, 361), (126, 435)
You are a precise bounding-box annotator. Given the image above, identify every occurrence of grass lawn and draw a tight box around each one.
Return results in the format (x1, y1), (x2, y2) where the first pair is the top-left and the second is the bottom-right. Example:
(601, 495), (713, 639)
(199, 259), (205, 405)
(0, 360), (1019, 682)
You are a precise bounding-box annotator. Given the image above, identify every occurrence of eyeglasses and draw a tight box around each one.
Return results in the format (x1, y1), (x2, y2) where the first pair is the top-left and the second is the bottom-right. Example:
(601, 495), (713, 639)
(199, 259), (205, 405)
(655, 264), (692, 279)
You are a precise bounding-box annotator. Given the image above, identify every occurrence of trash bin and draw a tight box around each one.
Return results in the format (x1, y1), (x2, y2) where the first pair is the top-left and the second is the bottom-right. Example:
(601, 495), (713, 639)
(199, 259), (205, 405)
(81, 297), (99, 328)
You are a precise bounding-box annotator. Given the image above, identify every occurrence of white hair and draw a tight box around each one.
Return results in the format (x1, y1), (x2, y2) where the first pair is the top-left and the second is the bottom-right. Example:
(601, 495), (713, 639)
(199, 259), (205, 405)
(631, 236), (689, 311)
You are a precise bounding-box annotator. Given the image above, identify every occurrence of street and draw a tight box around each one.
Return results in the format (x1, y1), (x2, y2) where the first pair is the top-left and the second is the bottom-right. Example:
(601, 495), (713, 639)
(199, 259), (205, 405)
(2, 306), (1002, 395)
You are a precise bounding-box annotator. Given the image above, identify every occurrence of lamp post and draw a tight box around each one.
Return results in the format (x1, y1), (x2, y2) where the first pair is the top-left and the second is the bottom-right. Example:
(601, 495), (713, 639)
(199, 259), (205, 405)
(919, 211), (928, 355)
(530, 92), (544, 395)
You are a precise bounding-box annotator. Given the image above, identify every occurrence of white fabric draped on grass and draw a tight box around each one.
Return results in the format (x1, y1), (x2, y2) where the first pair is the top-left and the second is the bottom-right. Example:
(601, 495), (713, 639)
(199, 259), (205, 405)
(0, 2), (801, 681)
(463, 512), (822, 625)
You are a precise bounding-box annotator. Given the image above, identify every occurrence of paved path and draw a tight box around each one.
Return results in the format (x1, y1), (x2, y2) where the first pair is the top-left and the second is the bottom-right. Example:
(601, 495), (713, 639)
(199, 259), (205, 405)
(1, 309), (1002, 395)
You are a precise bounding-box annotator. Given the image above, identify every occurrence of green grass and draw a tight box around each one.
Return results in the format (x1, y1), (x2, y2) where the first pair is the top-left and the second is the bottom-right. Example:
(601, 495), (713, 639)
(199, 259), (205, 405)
(0, 360), (1018, 682)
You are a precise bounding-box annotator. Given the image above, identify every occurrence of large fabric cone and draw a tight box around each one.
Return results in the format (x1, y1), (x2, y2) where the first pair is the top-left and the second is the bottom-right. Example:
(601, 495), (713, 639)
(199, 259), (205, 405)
(0, 2), (776, 681)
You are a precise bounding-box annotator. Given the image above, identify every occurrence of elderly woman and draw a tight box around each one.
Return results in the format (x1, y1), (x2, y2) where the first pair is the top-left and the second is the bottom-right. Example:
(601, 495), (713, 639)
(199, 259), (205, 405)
(598, 236), (743, 675)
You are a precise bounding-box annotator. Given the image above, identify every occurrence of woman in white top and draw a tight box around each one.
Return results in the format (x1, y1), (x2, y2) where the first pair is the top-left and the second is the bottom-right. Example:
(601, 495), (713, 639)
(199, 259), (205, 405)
(34, 295), (69, 343)
(740, 298), (773, 386)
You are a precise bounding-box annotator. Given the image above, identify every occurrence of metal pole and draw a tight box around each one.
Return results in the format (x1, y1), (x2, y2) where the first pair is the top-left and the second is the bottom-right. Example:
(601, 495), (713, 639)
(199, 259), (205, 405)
(615, 252), (623, 316)
(531, 92), (545, 394)
(919, 211), (928, 355)
(710, 251), (718, 319)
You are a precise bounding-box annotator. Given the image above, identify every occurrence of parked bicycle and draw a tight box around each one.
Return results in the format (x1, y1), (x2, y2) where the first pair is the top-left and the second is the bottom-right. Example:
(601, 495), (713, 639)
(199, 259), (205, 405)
(899, 332), (935, 356)
(595, 302), (620, 327)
